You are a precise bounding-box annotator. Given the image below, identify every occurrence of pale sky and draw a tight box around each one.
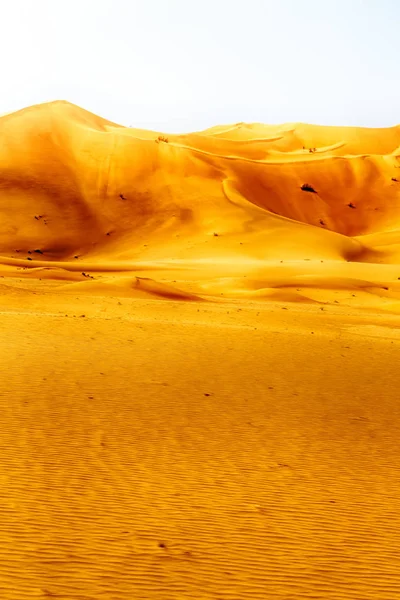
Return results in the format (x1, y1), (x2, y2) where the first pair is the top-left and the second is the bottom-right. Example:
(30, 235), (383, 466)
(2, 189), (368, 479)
(1, 0), (399, 132)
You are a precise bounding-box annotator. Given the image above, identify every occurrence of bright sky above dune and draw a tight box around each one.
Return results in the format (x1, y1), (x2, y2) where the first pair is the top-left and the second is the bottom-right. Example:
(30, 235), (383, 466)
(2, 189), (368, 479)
(1, 0), (399, 132)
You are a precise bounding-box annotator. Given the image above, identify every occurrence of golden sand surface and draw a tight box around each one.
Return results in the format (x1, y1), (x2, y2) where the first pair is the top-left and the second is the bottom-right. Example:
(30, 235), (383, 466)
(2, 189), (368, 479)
(1, 101), (400, 598)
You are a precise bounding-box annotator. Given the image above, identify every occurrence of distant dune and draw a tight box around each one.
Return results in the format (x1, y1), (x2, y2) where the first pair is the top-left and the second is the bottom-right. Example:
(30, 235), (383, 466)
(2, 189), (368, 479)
(0, 100), (400, 308)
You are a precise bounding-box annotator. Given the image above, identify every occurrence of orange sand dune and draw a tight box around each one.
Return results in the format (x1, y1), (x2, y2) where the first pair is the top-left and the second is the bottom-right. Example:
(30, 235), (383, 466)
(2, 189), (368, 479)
(1, 101), (400, 277)
(1, 101), (400, 599)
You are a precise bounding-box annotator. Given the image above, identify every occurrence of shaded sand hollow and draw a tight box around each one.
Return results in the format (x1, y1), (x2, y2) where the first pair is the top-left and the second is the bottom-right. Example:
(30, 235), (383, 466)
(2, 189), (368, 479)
(1, 101), (400, 599)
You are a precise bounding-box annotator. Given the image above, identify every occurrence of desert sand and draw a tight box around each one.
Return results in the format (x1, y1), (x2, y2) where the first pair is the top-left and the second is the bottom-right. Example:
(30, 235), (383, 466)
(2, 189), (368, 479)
(1, 101), (400, 599)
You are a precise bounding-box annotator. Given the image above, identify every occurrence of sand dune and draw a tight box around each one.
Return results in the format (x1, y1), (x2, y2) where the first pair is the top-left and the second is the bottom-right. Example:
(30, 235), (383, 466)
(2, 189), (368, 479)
(1, 101), (400, 599)
(1, 101), (400, 285)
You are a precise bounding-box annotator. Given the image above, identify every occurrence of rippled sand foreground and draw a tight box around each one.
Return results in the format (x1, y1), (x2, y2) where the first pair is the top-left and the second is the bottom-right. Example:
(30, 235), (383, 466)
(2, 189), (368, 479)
(1, 291), (400, 599)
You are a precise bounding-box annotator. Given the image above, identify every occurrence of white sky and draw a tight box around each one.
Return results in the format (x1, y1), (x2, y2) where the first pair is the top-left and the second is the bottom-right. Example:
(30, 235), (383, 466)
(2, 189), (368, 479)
(1, 0), (399, 132)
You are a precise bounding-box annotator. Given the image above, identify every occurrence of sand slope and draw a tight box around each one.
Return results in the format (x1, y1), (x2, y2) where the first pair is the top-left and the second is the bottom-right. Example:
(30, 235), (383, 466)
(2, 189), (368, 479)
(0, 101), (400, 310)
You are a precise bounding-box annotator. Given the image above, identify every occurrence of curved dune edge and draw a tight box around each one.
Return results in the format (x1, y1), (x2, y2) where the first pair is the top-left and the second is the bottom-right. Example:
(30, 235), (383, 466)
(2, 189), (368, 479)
(56, 276), (205, 301)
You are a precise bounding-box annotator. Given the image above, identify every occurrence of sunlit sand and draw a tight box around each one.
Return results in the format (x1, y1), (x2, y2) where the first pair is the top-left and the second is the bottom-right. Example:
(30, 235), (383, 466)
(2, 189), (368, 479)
(1, 101), (400, 599)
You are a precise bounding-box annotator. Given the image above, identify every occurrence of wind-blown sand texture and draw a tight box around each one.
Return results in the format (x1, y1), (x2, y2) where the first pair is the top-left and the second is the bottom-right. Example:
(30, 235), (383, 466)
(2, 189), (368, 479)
(1, 101), (400, 599)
